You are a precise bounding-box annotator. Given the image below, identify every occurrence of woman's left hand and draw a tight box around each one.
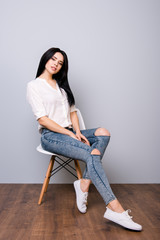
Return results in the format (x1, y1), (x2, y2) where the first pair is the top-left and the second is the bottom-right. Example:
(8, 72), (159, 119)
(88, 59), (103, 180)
(76, 131), (90, 146)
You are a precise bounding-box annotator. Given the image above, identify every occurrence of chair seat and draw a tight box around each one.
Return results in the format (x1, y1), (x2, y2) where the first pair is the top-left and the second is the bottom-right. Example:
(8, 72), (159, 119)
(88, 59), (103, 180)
(36, 144), (55, 155)
(37, 144), (66, 158)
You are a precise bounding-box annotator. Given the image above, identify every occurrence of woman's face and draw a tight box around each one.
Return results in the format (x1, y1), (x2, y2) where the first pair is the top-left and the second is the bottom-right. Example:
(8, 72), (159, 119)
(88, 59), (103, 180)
(45, 52), (64, 75)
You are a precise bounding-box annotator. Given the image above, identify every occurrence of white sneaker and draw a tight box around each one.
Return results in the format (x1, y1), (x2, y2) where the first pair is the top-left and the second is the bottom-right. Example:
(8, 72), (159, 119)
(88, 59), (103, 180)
(104, 207), (142, 231)
(74, 179), (88, 213)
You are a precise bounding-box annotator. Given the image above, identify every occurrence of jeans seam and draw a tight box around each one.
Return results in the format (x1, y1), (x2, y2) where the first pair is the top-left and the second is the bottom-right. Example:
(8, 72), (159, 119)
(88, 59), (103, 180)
(91, 155), (115, 204)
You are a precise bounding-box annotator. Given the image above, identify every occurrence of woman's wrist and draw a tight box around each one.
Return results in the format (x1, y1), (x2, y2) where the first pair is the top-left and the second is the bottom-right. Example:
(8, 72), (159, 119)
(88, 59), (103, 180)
(66, 129), (74, 136)
(75, 129), (81, 134)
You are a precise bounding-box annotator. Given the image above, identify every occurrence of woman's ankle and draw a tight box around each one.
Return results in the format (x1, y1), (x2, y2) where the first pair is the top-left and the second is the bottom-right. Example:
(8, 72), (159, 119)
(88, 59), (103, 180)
(107, 199), (125, 213)
(80, 179), (91, 192)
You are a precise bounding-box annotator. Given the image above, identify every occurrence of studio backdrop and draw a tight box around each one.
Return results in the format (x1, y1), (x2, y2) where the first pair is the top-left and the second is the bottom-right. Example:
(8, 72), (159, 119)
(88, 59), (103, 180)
(0, 0), (159, 183)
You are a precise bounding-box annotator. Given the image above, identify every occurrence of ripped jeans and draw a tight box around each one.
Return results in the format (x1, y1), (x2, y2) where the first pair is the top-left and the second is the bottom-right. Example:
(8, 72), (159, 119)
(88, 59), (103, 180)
(41, 127), (116, 205)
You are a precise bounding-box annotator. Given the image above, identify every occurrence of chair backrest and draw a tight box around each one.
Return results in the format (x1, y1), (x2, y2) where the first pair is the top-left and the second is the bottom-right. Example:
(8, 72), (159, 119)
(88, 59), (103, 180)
(75, 108), (86, 130)
(36, 108), (86, 155)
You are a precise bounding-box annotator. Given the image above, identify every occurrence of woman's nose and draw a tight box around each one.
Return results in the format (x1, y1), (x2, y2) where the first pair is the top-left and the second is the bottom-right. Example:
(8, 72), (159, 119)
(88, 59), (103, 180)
(54, 61), (58, 66)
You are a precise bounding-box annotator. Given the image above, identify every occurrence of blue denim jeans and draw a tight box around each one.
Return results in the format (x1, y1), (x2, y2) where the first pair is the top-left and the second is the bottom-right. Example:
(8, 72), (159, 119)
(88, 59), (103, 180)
(41, 127), (116, 205)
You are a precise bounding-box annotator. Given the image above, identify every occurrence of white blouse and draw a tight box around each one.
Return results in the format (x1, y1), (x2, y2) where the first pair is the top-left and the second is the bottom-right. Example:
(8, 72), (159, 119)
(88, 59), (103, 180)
(26, 77), (77, 133)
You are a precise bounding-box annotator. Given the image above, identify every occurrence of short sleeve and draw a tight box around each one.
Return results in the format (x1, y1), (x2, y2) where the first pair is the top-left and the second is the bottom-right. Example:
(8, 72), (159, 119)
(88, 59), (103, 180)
(26, 83), (47, 120)
(70, 104), (77, 113)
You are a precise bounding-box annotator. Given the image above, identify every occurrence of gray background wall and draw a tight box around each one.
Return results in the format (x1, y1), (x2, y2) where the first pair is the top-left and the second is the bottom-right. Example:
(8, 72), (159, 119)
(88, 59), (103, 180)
(0, 0), (159, 183)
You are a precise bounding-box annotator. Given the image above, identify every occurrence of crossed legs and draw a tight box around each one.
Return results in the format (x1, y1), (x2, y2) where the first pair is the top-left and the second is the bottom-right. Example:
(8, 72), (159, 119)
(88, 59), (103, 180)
(80, 127), (124, 213)
(81, 127), (110, 192)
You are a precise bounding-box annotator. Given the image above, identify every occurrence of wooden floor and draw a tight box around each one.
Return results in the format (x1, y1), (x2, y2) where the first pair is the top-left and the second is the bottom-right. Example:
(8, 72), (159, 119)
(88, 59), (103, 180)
(0, 184), (159, 240)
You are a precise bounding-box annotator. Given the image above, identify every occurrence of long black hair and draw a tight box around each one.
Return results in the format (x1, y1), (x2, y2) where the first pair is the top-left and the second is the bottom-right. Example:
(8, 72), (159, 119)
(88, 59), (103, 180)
(36, 47), (75, 107)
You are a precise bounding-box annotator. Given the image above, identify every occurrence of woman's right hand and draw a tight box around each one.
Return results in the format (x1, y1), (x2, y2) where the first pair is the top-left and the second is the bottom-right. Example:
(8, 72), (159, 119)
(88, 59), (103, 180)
(69, 131), (90, 146)
(69, 131), (80, 141)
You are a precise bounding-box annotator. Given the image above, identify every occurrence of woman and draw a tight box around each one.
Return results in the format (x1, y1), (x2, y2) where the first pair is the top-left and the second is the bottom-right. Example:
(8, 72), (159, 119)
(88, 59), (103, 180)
(27, 47), (142, 231)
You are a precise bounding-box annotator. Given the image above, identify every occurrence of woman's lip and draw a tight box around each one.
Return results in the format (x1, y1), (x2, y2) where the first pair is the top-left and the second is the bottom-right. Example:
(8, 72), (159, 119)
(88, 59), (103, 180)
(51, 67), (57, 71)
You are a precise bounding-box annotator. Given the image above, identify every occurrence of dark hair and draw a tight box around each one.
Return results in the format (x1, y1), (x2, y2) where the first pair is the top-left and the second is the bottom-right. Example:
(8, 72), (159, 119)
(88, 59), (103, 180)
(36, 47), (75, 107)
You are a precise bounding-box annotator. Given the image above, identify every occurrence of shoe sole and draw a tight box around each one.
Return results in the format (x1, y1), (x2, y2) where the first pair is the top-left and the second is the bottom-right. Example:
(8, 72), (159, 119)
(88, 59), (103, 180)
(104, 214), (142, 231)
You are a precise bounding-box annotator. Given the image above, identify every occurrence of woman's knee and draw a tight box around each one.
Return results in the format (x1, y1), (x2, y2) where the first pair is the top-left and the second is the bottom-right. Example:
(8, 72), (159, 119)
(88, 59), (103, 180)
(91, 148), (101, 155)
(94, 127), (110, 137)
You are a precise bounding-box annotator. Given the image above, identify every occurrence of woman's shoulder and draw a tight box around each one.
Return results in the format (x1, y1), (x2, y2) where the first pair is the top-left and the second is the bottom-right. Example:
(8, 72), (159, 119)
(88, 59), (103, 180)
(27, 77), (43, 89)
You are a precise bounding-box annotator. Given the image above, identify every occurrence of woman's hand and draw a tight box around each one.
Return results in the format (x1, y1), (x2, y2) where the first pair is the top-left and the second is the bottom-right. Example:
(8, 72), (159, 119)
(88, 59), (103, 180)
(69, 131), (80, 140)
(69, 131), (90, 146)
(76, 131), (90, 146)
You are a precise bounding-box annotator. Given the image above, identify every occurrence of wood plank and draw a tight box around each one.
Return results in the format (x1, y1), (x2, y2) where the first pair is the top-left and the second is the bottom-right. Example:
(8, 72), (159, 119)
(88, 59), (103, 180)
(0, 184), (159, 240)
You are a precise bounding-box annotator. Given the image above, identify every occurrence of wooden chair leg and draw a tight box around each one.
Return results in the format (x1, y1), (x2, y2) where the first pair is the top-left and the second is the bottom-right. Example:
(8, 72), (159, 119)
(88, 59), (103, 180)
(74, 160), (82, 179)
(44, 155), (55, 193)
(38, 156), (55, 205)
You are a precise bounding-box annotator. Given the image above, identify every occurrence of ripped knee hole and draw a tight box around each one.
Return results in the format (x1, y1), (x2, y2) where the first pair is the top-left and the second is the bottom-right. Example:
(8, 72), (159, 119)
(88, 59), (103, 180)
(91, 148), (101, 155)
(95, 127), (111, 137)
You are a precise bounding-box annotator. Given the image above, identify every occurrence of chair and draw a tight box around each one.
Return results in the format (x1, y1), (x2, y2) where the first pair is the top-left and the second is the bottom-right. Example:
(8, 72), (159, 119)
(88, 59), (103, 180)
(37, 108), (85, 205)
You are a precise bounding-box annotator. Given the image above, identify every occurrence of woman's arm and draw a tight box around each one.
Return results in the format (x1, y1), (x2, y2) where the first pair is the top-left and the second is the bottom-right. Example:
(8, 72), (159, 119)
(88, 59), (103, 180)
(70, 111), (90, 146)
(38, 116), (74, 136)
(70, 111), (81, 133)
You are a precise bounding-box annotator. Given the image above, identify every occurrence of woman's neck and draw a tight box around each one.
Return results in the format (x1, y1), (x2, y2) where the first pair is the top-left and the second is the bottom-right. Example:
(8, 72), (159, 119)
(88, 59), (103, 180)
(39, 71), (53, 82)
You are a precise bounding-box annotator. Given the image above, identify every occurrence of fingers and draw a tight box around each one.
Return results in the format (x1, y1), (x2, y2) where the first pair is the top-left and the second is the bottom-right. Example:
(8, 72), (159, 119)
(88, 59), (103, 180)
(76, 134), (81, 141)
(81, 136), (90, 146)
(83, 136), (90, 144)
(71, 133), (81, 141)
(85, 140), (90, 146)
(75, 134), (81, 141)
(85, 141), (90, 146)
(75, 133), (90, 146)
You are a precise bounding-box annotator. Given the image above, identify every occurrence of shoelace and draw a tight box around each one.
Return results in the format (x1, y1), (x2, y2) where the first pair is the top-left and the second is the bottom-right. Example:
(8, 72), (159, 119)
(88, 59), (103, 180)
(82, 192), (88, 204)
(125, 209), (133, 219)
